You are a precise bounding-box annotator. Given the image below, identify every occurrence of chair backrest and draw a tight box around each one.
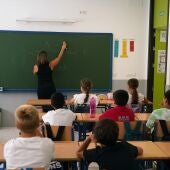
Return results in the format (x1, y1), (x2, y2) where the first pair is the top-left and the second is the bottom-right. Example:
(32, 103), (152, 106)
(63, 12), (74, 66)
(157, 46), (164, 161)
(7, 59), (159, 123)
(42, 123), (73, 141)
(117, 121), (144, 140)
(141, 103), (153, 113)
(130, 104), (142, 113)
(97, 94), (108, 100)
(74, 104), (90, 113)
(155, 120), (170, 140)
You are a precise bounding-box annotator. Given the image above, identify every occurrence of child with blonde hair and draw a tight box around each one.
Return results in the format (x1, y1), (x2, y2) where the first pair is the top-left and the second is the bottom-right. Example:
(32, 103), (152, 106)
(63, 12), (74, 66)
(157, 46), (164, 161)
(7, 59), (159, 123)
(4, 105), (54, 169)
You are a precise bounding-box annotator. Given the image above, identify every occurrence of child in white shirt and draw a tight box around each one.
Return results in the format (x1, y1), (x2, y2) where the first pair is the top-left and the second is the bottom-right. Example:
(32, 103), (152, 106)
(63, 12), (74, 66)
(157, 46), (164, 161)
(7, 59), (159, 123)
(42, 92), (76, 126)
(4, 104), (54, 169)
(68, 79), (98, 106)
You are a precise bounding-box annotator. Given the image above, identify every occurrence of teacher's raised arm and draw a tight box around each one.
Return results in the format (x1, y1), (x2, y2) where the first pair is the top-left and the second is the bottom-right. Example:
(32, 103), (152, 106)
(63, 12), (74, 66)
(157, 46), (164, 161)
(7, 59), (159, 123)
(33, 41), (67, 100)
(49, 41), (67, 70)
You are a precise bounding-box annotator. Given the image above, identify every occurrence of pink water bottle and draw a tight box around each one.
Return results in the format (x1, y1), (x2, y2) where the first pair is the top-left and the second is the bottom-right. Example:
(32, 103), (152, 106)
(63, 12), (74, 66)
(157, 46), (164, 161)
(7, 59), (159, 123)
(90, 97), (96, 118)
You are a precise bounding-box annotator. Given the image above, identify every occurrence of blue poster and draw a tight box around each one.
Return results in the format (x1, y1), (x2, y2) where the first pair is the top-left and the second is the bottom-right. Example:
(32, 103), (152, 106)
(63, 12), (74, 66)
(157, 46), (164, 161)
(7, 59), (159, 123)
(114, 39), (119, 58)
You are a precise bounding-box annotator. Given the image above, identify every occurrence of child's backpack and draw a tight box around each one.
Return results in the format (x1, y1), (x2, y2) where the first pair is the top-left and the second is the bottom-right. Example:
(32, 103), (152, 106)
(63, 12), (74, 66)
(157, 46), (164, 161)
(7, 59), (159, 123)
(124, 121), (144, 140)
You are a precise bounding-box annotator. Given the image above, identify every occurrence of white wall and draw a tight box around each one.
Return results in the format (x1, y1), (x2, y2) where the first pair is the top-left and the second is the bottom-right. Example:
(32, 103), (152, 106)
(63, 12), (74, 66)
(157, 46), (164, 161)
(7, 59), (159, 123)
(0, 0), (150, 126)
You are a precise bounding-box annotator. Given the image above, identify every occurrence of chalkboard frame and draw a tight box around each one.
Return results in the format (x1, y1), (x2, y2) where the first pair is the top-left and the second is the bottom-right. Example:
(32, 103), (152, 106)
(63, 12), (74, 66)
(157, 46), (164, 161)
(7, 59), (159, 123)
(0, 30), (113, 92)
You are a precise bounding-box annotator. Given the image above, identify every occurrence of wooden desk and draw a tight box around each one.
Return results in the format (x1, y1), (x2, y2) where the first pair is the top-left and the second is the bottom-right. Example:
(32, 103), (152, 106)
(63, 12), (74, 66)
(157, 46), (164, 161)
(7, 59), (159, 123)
(77, 113), (100, 122)
(98, 99), (115, 111)
(0, 141), (168, 162)
(135, 113), (151, 121)
(27, 99), (51, 106)
(0, 142), (79, 161)
(0, 143), (4, 162)
(154, 142), (170, 158)
(27, 99), (69, 106)
(129, 141), (168, 160)
(99, 99), (115, 105)
(75, 113), (84, 122)
(54, 141), (79, 161)
(79, 141), (168, 160)
(39, 112), (151, 123)
(39, 113), (86, 122)
(75, 113), (151, 122)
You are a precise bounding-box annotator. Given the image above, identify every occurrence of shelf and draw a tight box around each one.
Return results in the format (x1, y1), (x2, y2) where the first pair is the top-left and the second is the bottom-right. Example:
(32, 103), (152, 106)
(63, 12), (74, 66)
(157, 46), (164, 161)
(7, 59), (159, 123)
(16, 18), (79, 24)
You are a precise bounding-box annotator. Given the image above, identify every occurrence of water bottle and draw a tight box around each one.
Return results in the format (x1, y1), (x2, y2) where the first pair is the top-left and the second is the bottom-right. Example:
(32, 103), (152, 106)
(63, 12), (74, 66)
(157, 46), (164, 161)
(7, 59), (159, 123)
(90, 97), (96, 118)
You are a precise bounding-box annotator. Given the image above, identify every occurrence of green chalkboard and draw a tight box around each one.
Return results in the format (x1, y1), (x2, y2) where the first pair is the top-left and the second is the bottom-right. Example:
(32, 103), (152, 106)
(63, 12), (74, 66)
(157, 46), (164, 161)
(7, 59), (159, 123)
(0, 30), (113, 91)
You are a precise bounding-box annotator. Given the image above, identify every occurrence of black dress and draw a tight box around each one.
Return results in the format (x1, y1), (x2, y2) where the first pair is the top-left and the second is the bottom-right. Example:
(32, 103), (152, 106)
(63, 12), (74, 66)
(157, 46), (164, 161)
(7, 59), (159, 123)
(37, 63), (56, 99)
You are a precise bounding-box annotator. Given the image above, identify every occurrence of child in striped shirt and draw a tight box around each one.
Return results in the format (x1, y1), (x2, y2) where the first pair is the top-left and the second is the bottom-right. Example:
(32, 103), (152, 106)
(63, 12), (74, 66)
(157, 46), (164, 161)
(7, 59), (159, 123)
(146, 90), (170, 132)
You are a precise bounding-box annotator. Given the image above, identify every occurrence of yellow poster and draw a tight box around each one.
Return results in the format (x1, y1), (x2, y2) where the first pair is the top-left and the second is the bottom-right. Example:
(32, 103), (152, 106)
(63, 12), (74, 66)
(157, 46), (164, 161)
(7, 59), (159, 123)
(120, 39), (128, 58)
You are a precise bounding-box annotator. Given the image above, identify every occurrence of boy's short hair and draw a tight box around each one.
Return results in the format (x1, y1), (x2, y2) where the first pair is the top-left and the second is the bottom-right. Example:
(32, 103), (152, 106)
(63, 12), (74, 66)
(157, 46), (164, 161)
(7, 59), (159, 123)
(51, 92), (65, 109)
(165, 90), (170, 105)
(113, 89), (129, 106)
(15, 105), (39, 134)
(93, 119), (119, 146)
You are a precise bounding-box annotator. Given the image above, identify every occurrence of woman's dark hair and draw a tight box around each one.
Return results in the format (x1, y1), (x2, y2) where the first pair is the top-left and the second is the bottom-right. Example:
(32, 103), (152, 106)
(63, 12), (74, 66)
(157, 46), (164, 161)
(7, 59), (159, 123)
(113, 89), (129, 106)
(93, 119), (119, 146)
(80, 79), (92, 103)
(37, 50), (49, 65)
(51, 92), (65, 109)
(164, 90), (170, 105)
(127, 78), (139, 104)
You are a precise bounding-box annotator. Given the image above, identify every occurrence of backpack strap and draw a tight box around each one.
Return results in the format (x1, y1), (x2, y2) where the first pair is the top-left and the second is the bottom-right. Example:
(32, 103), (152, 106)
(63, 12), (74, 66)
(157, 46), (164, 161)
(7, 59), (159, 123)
(124, 122), (132, 140)
(159, 120), (170, 137)
(44, 123), (54, 140)
(134, 121), (142, 132)
(43, 123), (65, 141)
(55, 126), (65, 141)
(41, 123), (45, 137)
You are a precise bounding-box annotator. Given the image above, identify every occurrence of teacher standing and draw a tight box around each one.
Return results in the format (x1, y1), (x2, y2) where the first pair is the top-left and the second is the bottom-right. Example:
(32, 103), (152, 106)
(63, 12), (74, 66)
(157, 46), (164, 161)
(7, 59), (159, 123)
(33, 41), (67, 99)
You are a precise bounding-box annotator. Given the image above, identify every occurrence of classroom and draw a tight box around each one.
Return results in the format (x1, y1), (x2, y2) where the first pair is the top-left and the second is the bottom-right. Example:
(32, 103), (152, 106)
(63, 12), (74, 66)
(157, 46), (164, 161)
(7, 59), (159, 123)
(0, 0), (151, 127)
(0, 0), (170, 169)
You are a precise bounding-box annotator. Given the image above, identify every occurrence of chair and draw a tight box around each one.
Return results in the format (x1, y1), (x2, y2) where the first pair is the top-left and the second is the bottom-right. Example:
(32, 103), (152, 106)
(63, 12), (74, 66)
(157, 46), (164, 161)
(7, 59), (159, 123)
(117, 121), (145, 140)
(73, 104), (94, 140)
(97, 94), (107, 100)
(141, 103), (153, 113)
(74, 104), (90, 113)
(41, 123), (73, 141)
(130, 104), (142, 113)
(154, 120), (170, 141)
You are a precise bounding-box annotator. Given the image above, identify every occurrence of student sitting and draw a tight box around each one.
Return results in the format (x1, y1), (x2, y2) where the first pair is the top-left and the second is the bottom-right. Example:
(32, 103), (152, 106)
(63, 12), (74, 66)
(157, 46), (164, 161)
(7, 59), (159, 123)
(127, 78), (146, 104)
(99, 90), (134, 121)
(68, 79), (98, 107)
(76, 119), (143, 170)
(4, 105), (54, 169)
(42, 92), (76, 126)
(146, 90), (170, 133)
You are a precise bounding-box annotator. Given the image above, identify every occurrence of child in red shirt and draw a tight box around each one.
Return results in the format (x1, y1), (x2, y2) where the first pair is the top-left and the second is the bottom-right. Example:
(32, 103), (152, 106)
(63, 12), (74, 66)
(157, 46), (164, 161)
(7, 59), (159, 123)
(99, 89), (134, 121)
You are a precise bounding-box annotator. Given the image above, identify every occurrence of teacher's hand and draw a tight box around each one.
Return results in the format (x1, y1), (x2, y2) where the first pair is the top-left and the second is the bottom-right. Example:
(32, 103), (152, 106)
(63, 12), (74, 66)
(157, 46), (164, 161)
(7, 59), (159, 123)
(62, 41), (67, 50)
